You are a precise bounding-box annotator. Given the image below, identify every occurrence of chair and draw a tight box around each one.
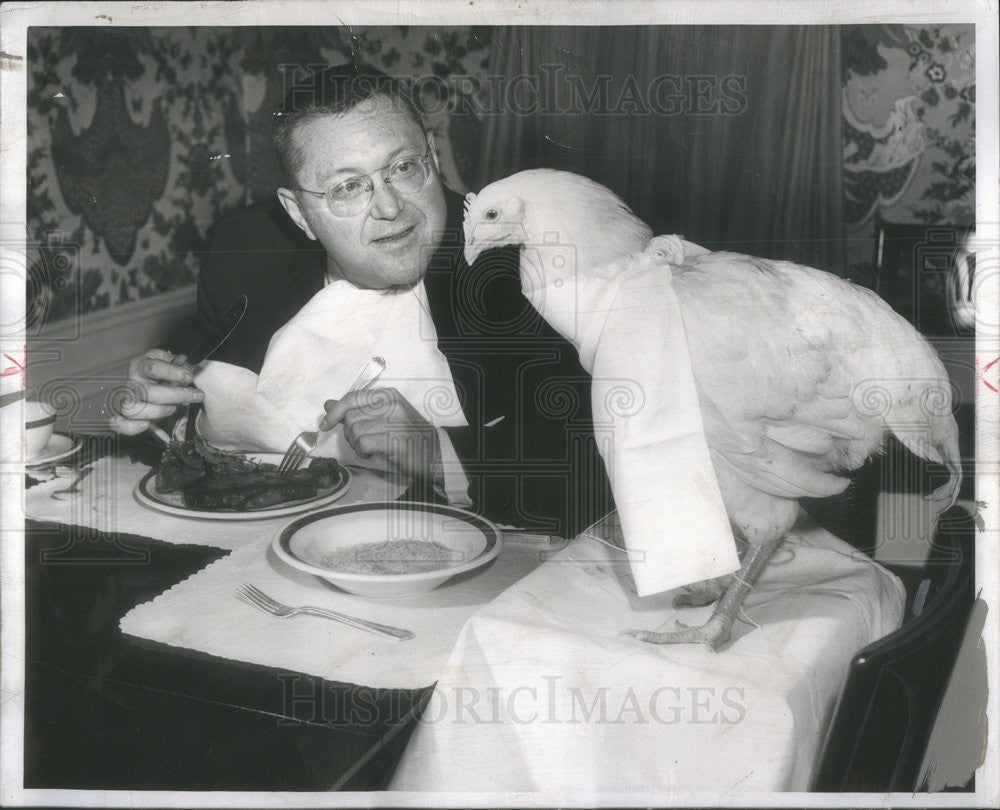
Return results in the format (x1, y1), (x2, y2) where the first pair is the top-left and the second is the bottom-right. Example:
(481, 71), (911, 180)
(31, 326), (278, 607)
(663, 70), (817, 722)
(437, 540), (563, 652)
(811, 501), (975, 791)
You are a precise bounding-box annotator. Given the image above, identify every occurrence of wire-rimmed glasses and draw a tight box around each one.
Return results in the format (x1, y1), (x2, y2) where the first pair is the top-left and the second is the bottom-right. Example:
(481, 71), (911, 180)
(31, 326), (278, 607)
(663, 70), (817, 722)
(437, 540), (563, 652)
(292, 154), (432, 217)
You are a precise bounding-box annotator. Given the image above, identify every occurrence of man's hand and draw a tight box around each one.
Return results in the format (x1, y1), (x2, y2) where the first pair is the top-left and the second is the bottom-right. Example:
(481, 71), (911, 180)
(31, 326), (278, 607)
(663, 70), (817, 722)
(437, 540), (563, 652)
(321, 387), (440, 483)
(110, 348), (204, 435)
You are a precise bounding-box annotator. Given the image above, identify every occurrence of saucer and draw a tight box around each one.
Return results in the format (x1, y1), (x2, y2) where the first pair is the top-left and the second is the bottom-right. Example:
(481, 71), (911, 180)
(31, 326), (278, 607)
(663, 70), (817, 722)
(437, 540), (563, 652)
(26, 433), (82, 467)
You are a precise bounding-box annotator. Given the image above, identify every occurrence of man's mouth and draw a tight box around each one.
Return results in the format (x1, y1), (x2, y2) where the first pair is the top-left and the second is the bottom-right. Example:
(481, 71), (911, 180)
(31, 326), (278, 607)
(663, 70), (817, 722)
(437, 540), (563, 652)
(372, 225), (416, 245)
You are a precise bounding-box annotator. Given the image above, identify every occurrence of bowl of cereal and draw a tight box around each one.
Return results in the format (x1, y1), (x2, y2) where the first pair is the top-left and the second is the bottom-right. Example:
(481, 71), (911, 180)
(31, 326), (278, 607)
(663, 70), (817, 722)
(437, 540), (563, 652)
(272, 501), (503, 597)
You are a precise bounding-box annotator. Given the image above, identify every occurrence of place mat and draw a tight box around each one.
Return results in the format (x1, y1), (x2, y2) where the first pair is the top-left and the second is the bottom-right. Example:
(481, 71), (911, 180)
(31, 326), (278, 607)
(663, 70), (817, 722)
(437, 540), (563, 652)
(119, 534), (551, 689)
(390, 510), (906, 795)
(24, 455), (407, 551)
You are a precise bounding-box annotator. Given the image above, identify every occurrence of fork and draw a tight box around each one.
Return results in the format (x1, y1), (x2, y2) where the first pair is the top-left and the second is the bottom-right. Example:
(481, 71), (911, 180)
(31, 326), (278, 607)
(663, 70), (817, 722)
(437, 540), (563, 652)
(234, 583), (414, 641)
(50, 466), (94, 500)
(276, 356), (386, 475)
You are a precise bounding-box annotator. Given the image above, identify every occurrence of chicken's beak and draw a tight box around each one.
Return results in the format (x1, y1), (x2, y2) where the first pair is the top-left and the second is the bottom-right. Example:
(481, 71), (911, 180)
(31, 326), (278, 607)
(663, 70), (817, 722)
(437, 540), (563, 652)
(464, 239), (485, 266)
(463, 226), (516, 266)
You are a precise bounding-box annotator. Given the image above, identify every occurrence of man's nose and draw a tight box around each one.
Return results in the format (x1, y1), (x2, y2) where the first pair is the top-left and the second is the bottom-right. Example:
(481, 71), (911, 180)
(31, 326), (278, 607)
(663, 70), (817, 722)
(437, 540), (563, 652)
(369, 178), (403, 219)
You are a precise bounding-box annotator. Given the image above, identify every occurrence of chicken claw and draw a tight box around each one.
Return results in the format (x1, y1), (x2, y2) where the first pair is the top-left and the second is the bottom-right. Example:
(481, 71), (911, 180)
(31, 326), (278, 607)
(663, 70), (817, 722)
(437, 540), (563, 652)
(621, 615), (734, 650)
(621, 540), (781, 652)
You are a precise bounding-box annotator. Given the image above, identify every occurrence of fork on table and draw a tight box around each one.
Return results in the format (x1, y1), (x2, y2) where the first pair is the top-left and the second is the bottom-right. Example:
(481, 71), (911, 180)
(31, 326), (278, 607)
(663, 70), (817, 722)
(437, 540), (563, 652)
(50, 466), (94, 500)
(234, 582), (414, 641)
(275, 355), (386, 475)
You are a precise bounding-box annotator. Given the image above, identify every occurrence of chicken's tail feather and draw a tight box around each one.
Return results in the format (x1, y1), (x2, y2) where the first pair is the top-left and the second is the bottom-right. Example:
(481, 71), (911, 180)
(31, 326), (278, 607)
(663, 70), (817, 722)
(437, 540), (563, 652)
(928, 436), (962, 507)
(876, 341), (963, 508)
(889, 418), (962, 507)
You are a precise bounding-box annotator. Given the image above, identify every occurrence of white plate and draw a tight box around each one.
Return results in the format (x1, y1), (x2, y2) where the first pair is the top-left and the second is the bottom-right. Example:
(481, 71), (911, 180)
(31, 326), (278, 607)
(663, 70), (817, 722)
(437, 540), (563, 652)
(273, 501), (503, 597)
(26, 433), (82, 467)
(134, 454), (351, 521)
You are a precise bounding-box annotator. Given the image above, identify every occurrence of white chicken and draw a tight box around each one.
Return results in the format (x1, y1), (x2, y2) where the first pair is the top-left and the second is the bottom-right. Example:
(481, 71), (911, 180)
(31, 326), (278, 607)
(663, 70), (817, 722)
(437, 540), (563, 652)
(463, 169), (962, 649)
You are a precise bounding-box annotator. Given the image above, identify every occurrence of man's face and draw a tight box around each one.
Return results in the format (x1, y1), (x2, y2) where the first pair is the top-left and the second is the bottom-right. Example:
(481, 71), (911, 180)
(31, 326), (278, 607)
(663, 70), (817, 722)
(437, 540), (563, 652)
(277, 97), (447, 289)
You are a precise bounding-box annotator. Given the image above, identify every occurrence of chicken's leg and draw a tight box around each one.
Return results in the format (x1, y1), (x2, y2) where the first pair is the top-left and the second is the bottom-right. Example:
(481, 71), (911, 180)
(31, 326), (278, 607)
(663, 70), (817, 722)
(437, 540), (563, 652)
(621, 539), (780, 650)
(672, 573), (733, 607)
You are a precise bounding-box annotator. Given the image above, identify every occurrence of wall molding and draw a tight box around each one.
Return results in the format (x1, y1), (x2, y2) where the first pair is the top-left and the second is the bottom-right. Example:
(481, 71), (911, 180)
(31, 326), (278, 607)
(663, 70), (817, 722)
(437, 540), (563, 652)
(27, 286), (197, 430)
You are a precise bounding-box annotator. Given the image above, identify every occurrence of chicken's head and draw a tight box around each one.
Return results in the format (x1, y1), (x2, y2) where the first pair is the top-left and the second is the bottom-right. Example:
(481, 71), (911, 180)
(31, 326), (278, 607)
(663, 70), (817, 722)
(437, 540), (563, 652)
(462, 184), (527, 265)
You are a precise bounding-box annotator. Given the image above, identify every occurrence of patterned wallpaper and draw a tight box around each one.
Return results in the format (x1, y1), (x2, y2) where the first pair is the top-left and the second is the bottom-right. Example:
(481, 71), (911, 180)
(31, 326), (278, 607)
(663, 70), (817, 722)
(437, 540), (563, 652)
(28, 25), (976, 323)
(27, 26), (491, 323)
(841, 24), (975, 283)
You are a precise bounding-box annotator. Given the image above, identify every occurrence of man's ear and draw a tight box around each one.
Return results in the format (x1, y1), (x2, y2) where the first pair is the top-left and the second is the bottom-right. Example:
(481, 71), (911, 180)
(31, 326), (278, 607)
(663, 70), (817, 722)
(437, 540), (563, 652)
(425, 130), (442, 175)
(276, 188), (317, 241)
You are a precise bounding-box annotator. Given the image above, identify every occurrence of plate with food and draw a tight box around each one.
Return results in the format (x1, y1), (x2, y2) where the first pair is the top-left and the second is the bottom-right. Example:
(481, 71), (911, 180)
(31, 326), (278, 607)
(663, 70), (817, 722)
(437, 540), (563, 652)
(273, 501), (503, 597)
(135, 437), (350, 520)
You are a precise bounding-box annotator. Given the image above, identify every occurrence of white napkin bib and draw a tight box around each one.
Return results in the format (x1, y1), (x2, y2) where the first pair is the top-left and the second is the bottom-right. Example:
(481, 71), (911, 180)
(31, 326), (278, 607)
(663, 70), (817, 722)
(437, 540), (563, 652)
(521, 236), (739, 596)
(196, 279), (467, 468)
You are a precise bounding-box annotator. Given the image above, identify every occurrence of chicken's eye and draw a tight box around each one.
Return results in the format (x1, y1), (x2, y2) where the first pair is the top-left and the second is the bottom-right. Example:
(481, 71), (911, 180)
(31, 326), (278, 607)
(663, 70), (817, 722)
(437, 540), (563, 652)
(485, 208), (499, 220)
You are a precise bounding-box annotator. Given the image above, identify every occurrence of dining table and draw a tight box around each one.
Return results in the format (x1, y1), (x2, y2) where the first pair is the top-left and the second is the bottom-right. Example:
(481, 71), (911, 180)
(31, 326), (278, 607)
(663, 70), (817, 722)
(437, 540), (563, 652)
(20, 433), (439, 791)
(16, 430), (908, 799)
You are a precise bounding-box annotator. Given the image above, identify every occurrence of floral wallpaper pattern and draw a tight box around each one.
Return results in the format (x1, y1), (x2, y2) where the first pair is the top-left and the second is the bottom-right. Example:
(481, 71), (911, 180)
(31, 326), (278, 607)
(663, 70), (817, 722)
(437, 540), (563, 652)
(841, 24), (975, 284)
(27, 26), (491, 323)
(29, 25), (976, 323)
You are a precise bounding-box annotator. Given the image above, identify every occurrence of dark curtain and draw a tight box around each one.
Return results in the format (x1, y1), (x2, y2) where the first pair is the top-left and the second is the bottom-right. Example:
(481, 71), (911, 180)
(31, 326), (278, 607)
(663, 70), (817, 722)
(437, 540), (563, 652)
(477, 26), (845, 274)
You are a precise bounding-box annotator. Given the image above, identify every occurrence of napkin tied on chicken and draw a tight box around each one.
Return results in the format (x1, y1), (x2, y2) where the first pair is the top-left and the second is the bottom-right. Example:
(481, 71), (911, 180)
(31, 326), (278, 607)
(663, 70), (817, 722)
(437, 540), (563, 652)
(463, 169), (961, 649)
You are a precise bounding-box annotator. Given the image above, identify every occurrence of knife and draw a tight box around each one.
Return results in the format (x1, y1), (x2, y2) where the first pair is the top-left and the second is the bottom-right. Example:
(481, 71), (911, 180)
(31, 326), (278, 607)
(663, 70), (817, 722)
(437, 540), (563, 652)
(178, 294), (248, 441)
(185, 293), (248, 367)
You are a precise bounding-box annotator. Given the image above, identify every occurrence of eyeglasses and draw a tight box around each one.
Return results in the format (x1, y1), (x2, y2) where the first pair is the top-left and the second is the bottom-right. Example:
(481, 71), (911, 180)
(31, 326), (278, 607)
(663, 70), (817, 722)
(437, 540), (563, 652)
(292, 154), (433, 217)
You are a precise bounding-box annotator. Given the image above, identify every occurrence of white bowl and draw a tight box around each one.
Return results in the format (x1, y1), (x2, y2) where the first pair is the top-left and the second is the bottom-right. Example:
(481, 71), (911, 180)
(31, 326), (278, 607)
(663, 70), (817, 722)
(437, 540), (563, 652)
(24, 400), (56, 458)
(273, 501), (502, 597)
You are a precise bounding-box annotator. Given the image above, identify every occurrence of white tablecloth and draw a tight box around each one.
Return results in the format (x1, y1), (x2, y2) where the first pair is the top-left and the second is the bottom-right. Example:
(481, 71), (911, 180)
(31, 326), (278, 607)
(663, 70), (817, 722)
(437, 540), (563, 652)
(389, 510), (905, 796)
(26, 454), (905, 794)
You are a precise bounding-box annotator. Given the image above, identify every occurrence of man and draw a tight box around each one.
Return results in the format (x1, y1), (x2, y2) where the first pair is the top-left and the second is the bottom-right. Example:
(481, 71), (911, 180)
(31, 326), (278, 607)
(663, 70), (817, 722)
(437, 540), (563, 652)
(113, 64), (611, 536)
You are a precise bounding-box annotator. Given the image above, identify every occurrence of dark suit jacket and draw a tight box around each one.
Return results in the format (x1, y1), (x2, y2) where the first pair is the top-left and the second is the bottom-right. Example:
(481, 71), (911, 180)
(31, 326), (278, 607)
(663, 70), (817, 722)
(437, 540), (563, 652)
(186, 189), (613, 537)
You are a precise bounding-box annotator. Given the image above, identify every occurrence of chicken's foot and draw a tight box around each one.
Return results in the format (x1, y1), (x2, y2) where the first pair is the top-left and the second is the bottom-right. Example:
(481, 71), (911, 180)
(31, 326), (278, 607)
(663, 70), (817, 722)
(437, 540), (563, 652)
(621, 540), (779, 650)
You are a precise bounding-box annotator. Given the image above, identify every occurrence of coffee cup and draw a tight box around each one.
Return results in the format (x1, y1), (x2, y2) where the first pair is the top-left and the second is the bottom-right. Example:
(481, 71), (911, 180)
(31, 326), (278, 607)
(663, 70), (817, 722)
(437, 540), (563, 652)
(25, 400), (56, 458)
